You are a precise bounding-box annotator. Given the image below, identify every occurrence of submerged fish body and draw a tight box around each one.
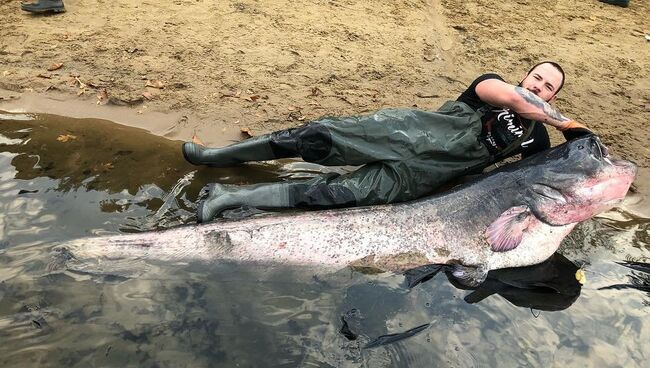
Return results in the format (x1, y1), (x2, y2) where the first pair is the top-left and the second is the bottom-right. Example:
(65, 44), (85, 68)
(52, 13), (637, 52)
(57, 136), (637, 281)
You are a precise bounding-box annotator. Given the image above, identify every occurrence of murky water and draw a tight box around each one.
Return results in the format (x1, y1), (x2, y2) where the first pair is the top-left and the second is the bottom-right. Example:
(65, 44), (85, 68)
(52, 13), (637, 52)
(0, 111), (648, 367)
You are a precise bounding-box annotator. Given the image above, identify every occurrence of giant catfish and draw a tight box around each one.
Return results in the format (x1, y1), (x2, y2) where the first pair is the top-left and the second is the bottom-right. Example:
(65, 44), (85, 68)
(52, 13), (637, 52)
(55, 136), (637, 285)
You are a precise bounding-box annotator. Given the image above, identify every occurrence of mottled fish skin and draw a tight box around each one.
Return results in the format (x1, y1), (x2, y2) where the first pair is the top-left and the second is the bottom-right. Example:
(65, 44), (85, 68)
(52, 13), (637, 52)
(57, 136), (637, 274)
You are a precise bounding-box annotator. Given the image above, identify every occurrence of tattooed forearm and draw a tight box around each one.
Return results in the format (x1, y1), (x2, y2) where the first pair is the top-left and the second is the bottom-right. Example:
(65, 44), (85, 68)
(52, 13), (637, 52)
(515, 87), (570, 122)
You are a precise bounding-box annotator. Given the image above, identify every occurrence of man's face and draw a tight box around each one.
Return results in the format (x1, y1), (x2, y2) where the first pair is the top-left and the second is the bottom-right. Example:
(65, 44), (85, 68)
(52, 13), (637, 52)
(520, 63), (564, 103)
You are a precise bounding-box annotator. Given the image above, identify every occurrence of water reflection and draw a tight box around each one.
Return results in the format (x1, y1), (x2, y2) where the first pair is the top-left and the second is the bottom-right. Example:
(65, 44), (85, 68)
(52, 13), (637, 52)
(0, 111), (285, 194)
(0, 110), (288, 234)
(600, 261), (650, 306)
(341, 253), (582, 351)
(455, 253), (582, 311)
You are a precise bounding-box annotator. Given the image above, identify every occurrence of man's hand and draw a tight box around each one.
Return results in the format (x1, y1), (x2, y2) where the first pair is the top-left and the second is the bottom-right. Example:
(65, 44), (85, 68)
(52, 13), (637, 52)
(557, 120), (589, 131)
(558, 121), (593, 140)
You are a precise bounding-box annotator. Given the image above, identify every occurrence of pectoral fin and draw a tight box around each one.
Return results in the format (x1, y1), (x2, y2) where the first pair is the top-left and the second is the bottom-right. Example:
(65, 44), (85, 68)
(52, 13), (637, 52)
(403, 264), (448, 288)
(450, 264), (489, 287)
(486, 205), (535, 252)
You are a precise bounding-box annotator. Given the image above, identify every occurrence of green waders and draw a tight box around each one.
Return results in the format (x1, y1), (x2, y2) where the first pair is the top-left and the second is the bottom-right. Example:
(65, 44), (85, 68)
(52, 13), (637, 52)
(190, 101), (494, 222)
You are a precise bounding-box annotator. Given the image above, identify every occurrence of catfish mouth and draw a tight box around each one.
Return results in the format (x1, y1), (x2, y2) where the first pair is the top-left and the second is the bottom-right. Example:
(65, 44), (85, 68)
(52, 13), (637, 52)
(607, 157), (638, 178)
(591, 138), (636, 178)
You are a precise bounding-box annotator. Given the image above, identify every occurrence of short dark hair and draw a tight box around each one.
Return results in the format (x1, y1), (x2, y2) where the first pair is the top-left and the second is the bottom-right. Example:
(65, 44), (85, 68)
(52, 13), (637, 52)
(527, 61), (565, 96)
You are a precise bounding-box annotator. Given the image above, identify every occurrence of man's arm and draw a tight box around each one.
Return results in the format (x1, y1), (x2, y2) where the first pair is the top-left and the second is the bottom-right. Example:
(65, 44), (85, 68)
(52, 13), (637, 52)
(474, 78), (581, 130)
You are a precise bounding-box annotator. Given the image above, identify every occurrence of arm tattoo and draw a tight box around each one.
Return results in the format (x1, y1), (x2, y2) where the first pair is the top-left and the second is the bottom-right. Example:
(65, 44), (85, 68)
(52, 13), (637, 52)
(515, 87), (570, 122)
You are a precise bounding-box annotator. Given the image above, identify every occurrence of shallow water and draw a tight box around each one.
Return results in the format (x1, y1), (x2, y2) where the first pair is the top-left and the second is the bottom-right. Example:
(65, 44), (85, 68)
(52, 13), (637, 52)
(0, 111), (648, 367)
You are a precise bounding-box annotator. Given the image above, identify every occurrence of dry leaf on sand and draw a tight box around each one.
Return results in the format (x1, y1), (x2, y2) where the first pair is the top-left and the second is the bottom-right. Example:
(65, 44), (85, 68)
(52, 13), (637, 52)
(191, 132), (205, 146)
(240, 127), (253, 138)
(56, 134), (77, 142)
(47, 63), (63, 71)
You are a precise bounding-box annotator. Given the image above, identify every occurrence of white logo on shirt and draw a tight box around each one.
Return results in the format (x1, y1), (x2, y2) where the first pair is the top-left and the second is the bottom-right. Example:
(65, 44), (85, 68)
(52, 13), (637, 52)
(497, 109), (524, 138)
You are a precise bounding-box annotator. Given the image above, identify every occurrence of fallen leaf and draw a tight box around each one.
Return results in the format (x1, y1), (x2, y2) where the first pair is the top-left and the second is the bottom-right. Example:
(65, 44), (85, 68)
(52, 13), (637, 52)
(240, 127), (253, 138)
(145, 80), (165, 89)
(575, 268), (586, 285)
(191, 132), (205, 146)
(47, 63), (63, 71)
(142, 91), (154, 100)
(310, 87), (323, 96)
(36, 73), (52, 79)
(56, 134), (77, 142)
(244, 94), (260, 102)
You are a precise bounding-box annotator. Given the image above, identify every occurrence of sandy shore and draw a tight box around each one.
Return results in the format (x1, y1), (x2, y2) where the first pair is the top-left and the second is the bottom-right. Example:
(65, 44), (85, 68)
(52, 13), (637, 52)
(1, 0), (648, 167)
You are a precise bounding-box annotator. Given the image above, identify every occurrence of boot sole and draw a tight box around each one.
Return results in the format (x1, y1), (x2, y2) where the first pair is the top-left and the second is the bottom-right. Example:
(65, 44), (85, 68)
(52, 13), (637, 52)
(196, 183), (241, 223)
(196, 183), (215, 223)
(21, 8), (66, 13)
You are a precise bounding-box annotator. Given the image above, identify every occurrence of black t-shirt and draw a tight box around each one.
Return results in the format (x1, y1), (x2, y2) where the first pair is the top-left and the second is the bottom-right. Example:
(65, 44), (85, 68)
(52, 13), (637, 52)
(456, 73), (550, 158)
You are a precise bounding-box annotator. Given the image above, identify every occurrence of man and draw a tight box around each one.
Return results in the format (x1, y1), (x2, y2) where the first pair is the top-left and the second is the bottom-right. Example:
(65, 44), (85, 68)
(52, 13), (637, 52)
(183, 61), (591, 223)
(21, 0), (65, 13)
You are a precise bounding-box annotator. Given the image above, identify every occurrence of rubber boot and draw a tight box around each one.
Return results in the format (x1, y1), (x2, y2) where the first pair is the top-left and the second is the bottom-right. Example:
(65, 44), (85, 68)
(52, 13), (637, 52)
(182, 135), (283, 167)
(21, 0), (66, 13)
(197, 176), (359, 222)
(197, 182), (294, 223)
(598, 0), (629, 7)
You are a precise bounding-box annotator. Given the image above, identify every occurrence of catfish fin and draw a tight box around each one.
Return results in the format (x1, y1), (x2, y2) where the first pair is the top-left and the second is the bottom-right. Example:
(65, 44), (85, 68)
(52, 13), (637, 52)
(363, 323), (430, 349)
(616, 261), (650, 274)
(403, 264), (448, 289)
(463, 287), (499, 304)
(450, 264), (488, 287)
(486, 205), (534, 252)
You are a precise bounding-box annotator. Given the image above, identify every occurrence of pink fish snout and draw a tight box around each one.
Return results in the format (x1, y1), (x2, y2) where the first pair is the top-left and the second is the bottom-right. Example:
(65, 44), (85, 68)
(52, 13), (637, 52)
(572, 158), (637, 217)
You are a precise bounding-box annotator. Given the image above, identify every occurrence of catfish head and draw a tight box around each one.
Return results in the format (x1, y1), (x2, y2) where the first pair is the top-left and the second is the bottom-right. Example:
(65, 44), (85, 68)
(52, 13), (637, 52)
(520, 135), (637, 226)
